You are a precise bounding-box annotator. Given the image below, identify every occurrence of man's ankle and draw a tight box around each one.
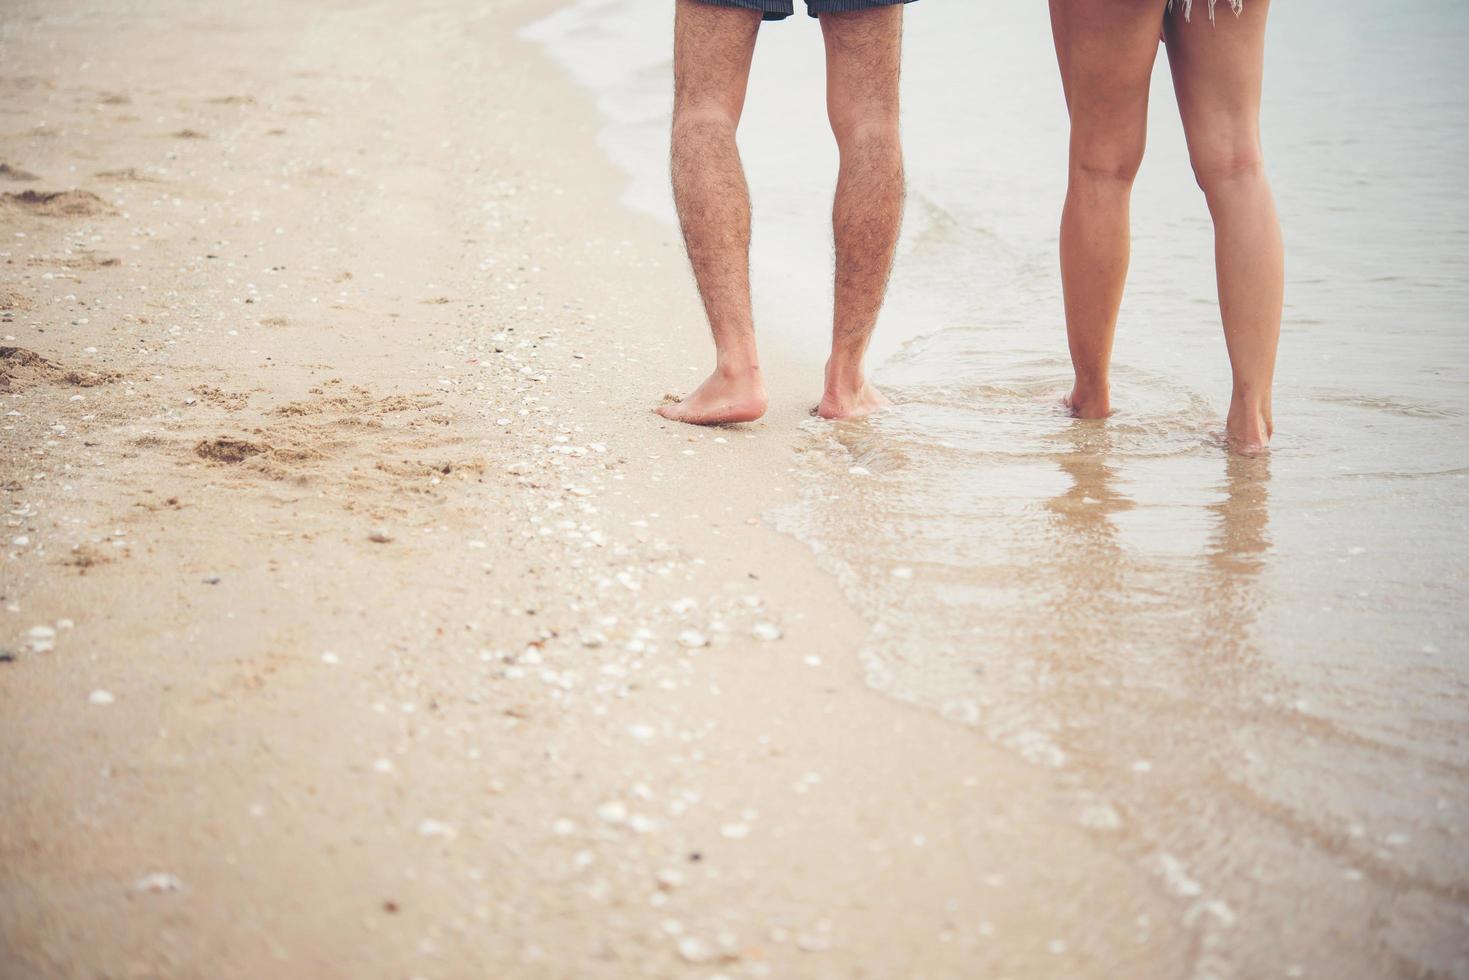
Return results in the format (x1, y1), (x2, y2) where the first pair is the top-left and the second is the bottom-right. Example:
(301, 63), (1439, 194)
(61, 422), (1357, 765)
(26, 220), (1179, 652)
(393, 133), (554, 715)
(715, 358), (761, 382)
(824, 358), (866, 394)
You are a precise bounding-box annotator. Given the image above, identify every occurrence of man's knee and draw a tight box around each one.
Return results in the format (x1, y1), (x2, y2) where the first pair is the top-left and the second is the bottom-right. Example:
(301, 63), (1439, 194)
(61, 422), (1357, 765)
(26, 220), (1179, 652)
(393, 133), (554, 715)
(829, 112), (900, 155)
(672, 104), (740, 146)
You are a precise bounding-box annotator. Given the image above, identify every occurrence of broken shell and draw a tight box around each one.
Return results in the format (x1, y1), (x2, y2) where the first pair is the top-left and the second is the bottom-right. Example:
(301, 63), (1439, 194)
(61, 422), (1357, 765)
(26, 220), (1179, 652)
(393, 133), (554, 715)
(751, 622), (782, 642)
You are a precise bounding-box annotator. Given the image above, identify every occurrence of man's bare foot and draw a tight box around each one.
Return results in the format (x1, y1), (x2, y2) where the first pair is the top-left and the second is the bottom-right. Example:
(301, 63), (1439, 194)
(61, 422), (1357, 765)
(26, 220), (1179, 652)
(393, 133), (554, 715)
(655, 367), (768, 425)
(817, 381), (890, 420)
(1226, 399), (1273, 454)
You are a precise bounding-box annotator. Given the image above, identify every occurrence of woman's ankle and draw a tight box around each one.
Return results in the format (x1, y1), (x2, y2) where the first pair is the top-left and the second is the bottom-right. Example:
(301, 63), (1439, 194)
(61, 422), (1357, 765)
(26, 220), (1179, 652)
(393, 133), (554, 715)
(1066, 376), (1111, 419)
(1226, 389), (1273, 451)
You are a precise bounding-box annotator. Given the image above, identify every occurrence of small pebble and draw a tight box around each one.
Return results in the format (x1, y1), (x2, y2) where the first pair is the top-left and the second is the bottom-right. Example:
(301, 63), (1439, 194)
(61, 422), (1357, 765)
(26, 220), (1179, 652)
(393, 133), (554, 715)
(89, 689), (115, 705)
(676, 937), (716, 964)
(134, 873), (183, 893)
(751, 622), (782, 642)
(677, 629), (708, 649)
(596, 800), (628, 825)
(417, 819), (456, 839)
(368, 528), (393, 544)
(1079, 803), (1122, 830)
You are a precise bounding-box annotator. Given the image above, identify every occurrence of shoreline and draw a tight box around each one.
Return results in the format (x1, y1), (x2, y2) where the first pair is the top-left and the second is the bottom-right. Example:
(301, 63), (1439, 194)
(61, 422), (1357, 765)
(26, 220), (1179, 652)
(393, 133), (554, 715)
(1, 1), (1191, 977)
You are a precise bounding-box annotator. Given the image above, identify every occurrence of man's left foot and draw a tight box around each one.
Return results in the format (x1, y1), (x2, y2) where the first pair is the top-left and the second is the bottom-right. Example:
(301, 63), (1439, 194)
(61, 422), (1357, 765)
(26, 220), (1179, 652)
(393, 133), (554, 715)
(817, 381), (890, 420)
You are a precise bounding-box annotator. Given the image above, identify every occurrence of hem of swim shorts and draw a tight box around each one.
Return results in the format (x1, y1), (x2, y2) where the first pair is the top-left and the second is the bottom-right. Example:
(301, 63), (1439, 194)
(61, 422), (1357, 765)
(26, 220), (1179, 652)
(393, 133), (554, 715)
(692, 0), (794, 21)
(806, 0), (919, 18)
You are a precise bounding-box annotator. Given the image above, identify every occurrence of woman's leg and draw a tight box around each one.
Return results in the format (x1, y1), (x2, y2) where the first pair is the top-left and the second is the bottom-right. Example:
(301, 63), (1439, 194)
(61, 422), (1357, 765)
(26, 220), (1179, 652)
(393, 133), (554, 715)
(1165, 0), (1282, 451)
(1049, 0), (1168, 418)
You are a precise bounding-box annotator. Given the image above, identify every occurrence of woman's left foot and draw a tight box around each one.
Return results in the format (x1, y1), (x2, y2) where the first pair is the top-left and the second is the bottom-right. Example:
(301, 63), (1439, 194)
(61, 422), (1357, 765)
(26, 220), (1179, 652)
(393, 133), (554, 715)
(1226, 402), (1273, 454)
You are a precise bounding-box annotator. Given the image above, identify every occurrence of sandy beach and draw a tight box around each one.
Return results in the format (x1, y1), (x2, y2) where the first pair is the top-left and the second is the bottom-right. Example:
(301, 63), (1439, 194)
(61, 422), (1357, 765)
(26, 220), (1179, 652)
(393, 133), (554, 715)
(0, 1), (1191, 976)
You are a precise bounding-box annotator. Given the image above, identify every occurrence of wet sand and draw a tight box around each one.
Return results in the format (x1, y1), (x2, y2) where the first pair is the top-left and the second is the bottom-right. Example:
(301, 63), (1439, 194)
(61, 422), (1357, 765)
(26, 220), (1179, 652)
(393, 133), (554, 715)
(0, 1), (1195, 977)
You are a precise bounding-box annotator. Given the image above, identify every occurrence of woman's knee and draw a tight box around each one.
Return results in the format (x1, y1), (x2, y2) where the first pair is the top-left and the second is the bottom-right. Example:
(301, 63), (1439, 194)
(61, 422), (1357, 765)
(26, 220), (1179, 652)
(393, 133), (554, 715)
(1069, 134), (1146, 185)
(1188, 133), (1266, 195)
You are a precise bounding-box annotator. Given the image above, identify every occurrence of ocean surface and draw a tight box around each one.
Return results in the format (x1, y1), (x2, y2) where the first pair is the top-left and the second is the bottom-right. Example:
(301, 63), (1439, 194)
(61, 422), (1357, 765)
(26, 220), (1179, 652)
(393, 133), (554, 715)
(526, 2), (1469, 976)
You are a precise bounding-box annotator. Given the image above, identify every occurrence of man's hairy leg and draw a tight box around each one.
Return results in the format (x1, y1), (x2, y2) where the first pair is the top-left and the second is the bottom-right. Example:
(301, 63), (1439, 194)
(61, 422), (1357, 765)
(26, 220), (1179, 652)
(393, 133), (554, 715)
(658, 0), (768, 426)
(817, 4), (905, 420)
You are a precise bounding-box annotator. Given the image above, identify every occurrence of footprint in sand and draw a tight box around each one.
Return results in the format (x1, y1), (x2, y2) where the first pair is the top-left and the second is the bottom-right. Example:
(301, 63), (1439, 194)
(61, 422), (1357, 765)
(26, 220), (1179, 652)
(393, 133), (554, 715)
(2, 189), (114, 217)
(25, 254), (121, 271)
(0, 346), (120, 392)
(94, 167), (161, 182)
(190, 385), (250, 411)
(194, 436), (267, 464)
(0, 163), (39, 182)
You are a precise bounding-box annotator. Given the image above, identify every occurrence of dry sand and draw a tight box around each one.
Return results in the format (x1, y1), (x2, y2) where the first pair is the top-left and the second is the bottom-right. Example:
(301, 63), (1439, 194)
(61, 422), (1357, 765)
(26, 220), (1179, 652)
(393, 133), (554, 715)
(4, 1), (1192, 976)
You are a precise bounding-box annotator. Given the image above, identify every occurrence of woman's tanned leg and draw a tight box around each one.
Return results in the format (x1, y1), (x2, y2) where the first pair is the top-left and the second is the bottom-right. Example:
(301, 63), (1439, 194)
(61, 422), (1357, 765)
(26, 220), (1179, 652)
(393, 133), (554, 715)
(1166, 1), (1282, 452)
(1049, 0), (1166, 418)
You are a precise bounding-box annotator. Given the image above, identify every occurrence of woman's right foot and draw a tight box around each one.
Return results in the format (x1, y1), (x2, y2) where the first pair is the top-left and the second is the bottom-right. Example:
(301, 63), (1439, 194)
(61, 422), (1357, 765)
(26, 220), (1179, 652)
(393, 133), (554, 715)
(1063, 383), (1111, 419)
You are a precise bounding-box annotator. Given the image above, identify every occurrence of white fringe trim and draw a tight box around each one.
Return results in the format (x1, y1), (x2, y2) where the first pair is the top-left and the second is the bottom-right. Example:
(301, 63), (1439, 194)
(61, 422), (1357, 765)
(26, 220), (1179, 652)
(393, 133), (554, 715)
(1167, 0), (1244, 22)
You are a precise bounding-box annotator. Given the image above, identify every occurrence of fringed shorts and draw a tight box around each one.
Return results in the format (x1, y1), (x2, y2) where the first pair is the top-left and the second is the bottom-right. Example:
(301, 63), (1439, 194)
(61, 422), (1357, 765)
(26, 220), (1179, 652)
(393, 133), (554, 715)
(1168, 0), (1244, 21)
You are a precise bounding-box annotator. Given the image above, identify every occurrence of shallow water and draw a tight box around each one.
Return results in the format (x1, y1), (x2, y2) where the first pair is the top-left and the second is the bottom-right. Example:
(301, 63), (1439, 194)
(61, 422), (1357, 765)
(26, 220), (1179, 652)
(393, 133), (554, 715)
(527, 1), (1469, 975)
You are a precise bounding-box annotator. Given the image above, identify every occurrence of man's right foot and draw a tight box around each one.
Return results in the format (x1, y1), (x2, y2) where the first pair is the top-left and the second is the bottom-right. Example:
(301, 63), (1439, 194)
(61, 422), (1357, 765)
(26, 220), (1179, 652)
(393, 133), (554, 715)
(655, 368), (768, 425)
(817, 381), (890, 420)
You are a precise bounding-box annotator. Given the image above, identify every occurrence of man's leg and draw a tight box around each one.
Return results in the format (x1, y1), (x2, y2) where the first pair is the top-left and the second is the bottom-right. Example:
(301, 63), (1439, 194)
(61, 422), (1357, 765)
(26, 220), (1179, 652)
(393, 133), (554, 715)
(1165, 0), (1282, 452)
(1048, 0), (1163, 419)
(817, 4), (905, 420)
(656, 0), (768, 425)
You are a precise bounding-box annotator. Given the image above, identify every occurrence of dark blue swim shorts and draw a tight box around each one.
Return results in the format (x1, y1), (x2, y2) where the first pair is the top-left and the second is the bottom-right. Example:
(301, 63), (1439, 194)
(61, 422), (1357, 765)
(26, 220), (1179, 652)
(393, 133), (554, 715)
(695, 0), (917, 21)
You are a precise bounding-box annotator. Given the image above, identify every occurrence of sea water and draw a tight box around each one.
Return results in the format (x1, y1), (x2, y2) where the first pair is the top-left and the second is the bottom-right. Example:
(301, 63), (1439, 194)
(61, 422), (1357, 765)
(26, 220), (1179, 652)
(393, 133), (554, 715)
(525, 2), (1469, 975)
